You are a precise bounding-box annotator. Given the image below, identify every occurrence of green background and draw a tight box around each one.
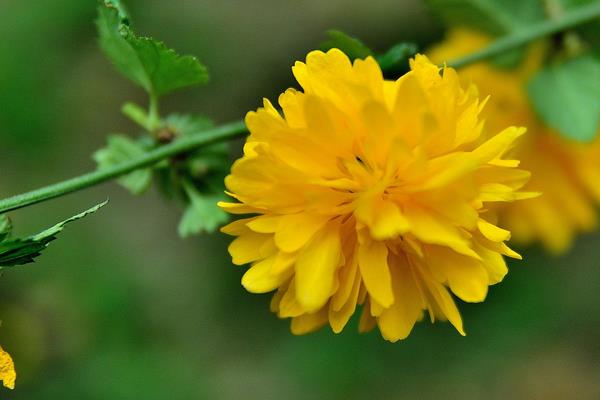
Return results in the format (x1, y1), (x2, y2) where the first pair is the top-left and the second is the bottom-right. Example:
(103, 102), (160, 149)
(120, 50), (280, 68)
(0, 0), (599, 398)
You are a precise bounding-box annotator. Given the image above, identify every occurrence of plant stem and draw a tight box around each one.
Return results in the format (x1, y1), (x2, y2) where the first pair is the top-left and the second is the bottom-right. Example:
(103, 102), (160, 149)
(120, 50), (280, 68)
(447, 1), (600, 68)
(1, 3), (598, 213)
(0, 121), (247, 214)
(147, 91), (160, 132)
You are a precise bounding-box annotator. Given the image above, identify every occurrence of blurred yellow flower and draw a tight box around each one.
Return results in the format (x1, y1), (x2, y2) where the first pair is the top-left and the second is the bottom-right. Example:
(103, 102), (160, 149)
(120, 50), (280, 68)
(220, 49), (532, 341)
(429, 28), (600, 253)
(0, 345), (15, 389)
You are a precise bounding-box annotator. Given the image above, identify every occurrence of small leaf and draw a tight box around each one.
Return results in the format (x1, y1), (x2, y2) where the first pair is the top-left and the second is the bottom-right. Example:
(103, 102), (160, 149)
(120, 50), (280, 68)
(94, 134), (153, 195)
(320, 30), (374, 60)
(178, 182), (228, 237)
(528, 54), (600, 142)
(96, 0), (209, 96)
(0, 201), (108, 267)
(376, 42), (418, 74)
(164, 114), (214, 137)
(163, 114), (228, 177)
(0, 216), (11, 242)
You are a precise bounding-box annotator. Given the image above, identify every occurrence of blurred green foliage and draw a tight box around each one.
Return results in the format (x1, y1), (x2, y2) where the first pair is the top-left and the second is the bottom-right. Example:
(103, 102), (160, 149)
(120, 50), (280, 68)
(0, 0), (599, 399)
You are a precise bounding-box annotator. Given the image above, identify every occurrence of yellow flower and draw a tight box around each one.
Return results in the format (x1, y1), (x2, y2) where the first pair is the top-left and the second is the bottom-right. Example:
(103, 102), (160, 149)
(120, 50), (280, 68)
(0, 345), (15, 389)
(220, 49), (531, 341)
(429, 29), (600, 253)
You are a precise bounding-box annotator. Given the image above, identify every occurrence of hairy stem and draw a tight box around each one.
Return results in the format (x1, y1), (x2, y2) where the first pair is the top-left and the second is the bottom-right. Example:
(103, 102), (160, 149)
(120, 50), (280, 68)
(1, 3), (598, 213)
(0, 121), (247, 213)
(147, 91), (160, 132)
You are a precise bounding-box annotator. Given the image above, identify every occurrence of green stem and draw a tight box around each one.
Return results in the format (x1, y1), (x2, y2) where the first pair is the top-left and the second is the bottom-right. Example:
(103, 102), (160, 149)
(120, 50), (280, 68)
(447, 1), (600, 68)
(147, 91), (160, 132)
(0, 121), (247, 214)
(1, 3), (598, 214)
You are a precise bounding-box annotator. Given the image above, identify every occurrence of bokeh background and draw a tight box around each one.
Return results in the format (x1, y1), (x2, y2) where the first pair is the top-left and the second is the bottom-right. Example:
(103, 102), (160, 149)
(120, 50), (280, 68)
(1, 0), (599, 398)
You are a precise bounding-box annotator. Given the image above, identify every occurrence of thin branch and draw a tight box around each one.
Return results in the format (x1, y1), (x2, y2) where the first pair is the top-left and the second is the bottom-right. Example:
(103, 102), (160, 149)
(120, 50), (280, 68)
(447, 1), (600, 68)
(0, 121), (247, 213)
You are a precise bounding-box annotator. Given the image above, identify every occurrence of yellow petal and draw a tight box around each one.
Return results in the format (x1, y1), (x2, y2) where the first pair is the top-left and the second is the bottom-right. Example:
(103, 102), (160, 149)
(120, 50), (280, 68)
(404, 205), (480, 259)
(0, 346), (15, 390)
(358, 302), (377, 333)
(473, 239), (508, 285)
(220, 217), (254, 236)
(291, 308), (329, 335)
(329, 267), (361, 333)
(407, 153), (478, 192)
(271, 251), (296, 275)
(295, 224), (342, 312)
(419, 268), (465, 335)
(477, 218), (511, 242)
(426, 245), (489, 302)
(246, 214), (281, 233)
(278, 278), (305, 318)
(358, 240), (394, 308)
(274, 213), (329, 253)
(377, 254), (424, 342)
(370, 200), (410, 240)
(472, 126), (526, 164)
(242, 256), (293, 293)
(331, 250), (359, 311)
(218, 201), (262, 215)
(228, 232), (272, 265)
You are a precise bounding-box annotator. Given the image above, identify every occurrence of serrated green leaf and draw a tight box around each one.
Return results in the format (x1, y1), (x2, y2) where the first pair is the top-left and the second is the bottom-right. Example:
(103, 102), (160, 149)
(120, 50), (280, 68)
(0, 201), (108, 267)
(178, 182), (228, 237)
(376, 42), (418, 74)
(528, 54), (600, 142)
(320, 30), (374, 60)
(96, 0), (209, 96)
(0, 216), (11, 242)
(94, 134), (153, 195)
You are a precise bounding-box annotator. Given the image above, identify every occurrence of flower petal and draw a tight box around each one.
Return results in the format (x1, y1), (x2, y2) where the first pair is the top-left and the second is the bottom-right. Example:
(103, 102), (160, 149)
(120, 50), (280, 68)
(295, 224), (342, 312)
(358, 240), (394, 308)
(378, 254), (424, 341)
(274, 213), (329, 253)
(0, 346), (15, 390)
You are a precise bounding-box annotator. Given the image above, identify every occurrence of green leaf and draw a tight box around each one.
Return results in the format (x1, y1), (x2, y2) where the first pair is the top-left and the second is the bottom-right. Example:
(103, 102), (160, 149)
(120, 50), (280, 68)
(163, 114), (228, 178)
(528, 54), (600, 142)
(94, 134), (153, 195)
(0, 201), (108, 267)
(376, 42), (418, 74)
(178, 182), (228, 237)
(164, 114), (214, 137)
(96, 0), (209, 96)
(425, 0), (545, 36)
(320, 30), (374, 60)
(0, 215), (11, 242)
